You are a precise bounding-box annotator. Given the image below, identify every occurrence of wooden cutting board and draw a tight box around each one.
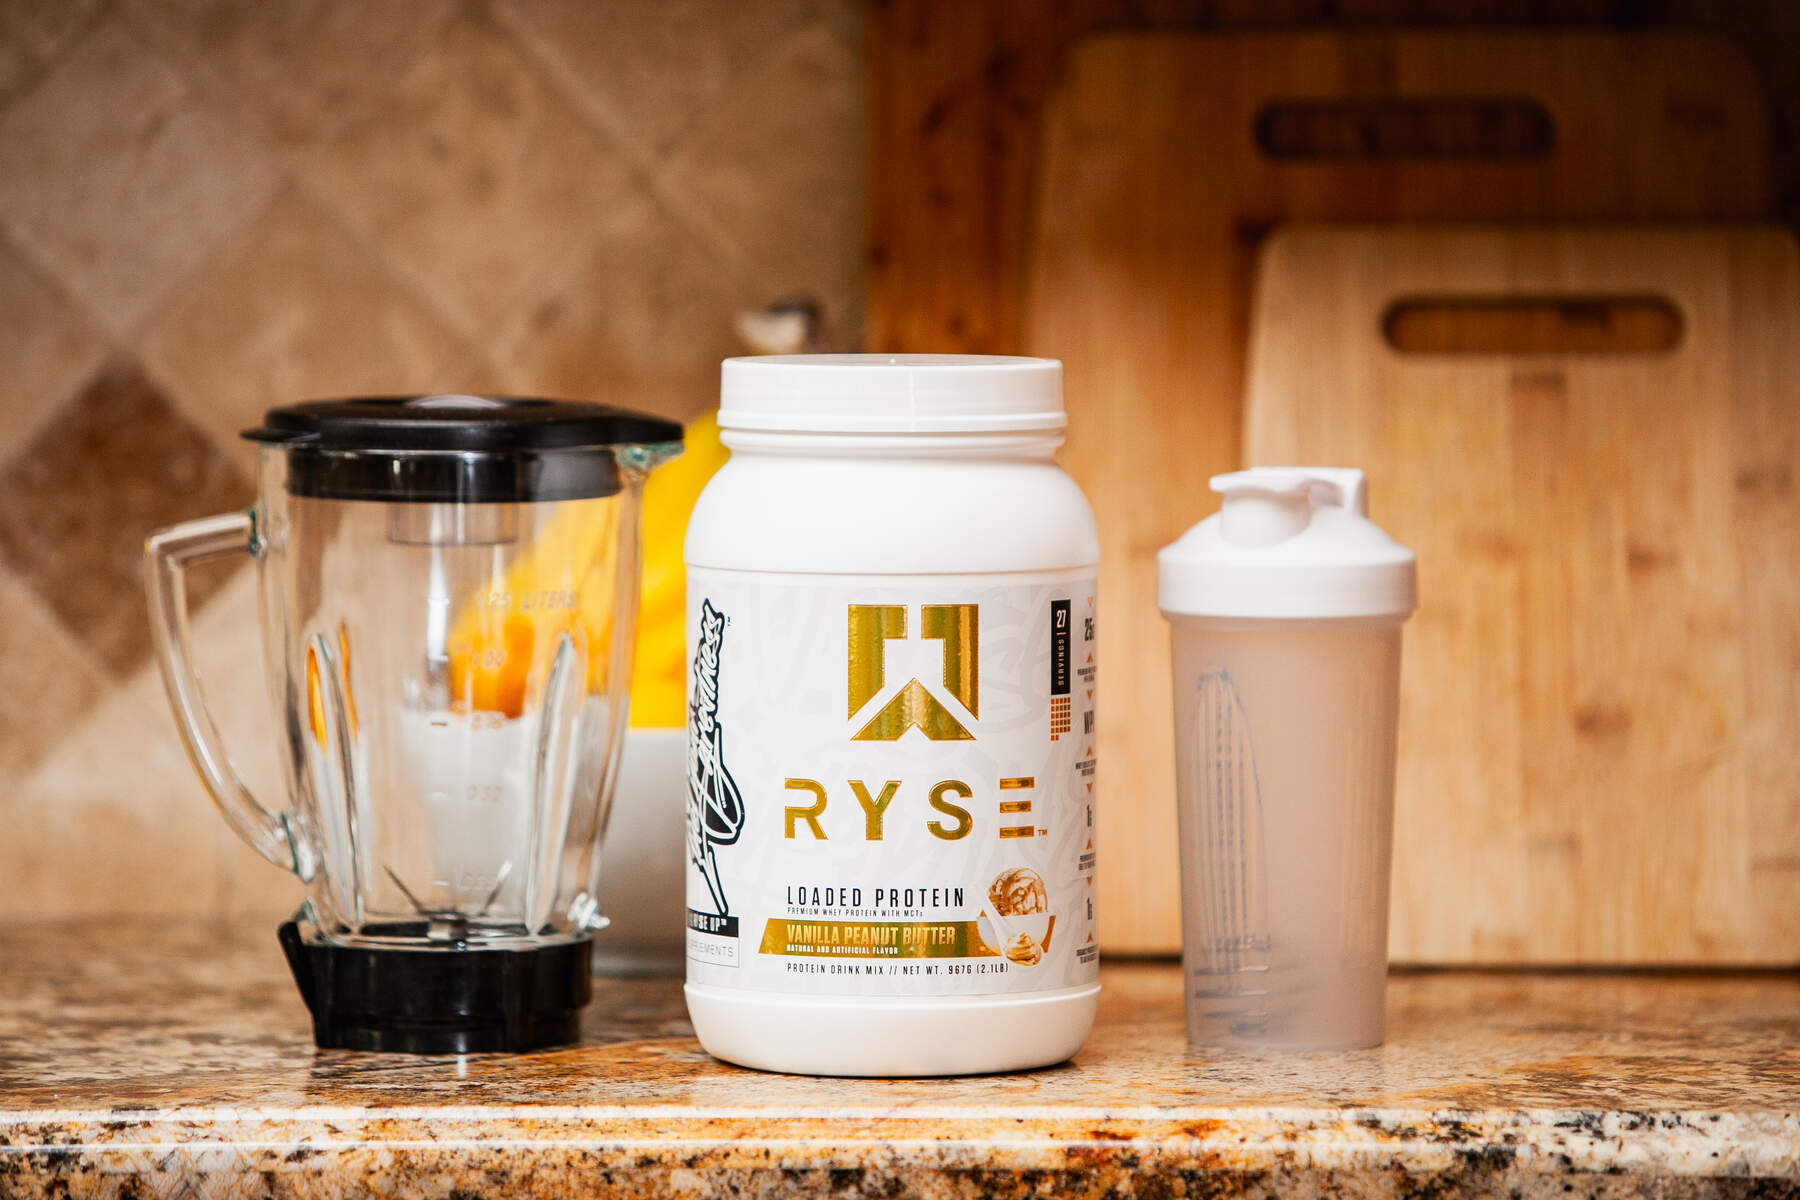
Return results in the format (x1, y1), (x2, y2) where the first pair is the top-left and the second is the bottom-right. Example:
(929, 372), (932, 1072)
(867, 0), (1627, 356)
(1245, 226), (1800, 965)
(1023, 32), (1769, 953)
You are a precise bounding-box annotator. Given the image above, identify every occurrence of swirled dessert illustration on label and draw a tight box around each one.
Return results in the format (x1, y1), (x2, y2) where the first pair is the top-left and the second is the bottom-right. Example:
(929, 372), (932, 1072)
(984, 867), (1053, 966)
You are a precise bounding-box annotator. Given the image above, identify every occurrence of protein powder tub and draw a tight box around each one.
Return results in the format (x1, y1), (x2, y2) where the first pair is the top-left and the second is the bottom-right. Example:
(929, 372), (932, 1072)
(682, 354), (1101, 1076)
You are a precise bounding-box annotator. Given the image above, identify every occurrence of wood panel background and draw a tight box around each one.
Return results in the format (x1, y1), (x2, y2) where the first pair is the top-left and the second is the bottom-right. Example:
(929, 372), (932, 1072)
(1026, 30), (1767, 955)
(868, 0), (1629, 357)
(867, 0), (1799, 959)
(1246, 225), (1800, 964)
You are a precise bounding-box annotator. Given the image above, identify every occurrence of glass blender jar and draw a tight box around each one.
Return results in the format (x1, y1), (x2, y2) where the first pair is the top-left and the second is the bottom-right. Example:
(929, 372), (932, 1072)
(146, 395), (681, 1052)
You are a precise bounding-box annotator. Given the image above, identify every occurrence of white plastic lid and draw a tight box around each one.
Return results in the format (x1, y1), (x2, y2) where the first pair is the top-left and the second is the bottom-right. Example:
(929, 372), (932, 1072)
(1157, 467), (1417, 621)
(718, 354), (1064, 434)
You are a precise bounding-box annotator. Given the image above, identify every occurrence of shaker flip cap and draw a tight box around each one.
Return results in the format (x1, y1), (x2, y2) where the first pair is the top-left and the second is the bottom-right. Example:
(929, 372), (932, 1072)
(1157, 467), (1417, 621)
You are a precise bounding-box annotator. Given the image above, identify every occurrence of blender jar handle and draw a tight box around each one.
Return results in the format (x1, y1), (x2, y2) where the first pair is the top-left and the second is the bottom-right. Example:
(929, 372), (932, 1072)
(145, 510), (305, 876)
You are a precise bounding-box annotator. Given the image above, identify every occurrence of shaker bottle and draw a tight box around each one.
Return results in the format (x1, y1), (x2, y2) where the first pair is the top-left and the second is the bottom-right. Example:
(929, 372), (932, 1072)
(1157, 468), (1416, 1049)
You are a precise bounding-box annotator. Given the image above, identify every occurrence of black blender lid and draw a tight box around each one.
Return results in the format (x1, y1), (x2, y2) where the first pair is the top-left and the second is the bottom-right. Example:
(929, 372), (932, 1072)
(245, 394), (682, 452)
(243, 395), (683, 503)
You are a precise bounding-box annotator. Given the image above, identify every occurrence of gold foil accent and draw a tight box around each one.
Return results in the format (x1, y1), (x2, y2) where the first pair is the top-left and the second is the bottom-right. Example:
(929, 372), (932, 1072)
(853, 679), (973, 742)
(849, 779), (899, 840)
(783, 778), (827, 840)
(927, 779), (973, 840)
(921, 604), (978, 716)
(846, 603), (978, 741)
(999, 825), (1036, 838)
(998, 799), (1032, 814)
(999, 776), (1034, 790)
(846, 605), (905, 717)
(759, 918), (1001, 958)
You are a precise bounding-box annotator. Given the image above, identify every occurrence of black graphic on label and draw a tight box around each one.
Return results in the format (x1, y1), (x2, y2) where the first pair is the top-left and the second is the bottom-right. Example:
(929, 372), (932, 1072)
(687, 599), (745, 915)
(687, 910), (740, 937)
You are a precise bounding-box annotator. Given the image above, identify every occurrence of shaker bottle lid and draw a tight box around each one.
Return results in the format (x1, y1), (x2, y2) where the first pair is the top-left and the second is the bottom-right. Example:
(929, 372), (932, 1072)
(243, 394), (682, 503)
(719, 354), (1064, 434)
(1157, 467), (1417, 620)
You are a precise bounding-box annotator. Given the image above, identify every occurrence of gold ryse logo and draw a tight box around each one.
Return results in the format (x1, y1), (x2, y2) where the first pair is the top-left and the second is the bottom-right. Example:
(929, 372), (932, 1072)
(847, 604), (978, 741)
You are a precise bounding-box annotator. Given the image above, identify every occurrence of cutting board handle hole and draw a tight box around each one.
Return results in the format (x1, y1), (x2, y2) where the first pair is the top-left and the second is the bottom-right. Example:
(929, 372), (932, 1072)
(1382, 295), (1685, 355)
(1254, 98), (1556, 160)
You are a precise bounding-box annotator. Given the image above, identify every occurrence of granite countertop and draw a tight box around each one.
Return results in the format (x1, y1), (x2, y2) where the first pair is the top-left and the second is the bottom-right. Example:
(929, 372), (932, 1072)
(0, 923), (1795, 1198)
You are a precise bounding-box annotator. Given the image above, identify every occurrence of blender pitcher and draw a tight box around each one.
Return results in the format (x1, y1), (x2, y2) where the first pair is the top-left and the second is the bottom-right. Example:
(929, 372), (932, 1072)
(146, 395), (681, 1052)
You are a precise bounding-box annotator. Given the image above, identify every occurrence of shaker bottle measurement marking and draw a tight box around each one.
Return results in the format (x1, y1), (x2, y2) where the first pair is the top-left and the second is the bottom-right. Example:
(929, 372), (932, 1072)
(1193, 669), (1271, 1012)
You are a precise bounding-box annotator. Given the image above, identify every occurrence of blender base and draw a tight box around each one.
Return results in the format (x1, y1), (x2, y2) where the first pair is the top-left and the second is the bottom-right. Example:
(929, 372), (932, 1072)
(278, 921), (592, 1054)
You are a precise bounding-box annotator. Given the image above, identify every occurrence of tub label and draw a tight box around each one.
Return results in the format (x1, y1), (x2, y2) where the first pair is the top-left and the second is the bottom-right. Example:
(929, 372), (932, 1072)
(683, 569), (1099, 996)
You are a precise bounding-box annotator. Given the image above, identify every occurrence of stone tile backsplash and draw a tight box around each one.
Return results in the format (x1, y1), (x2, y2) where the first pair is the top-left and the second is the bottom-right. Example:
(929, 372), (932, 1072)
(0, 0), (864, 921)
(0, 19), (281, 335)
(0, 360), (254, 673)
